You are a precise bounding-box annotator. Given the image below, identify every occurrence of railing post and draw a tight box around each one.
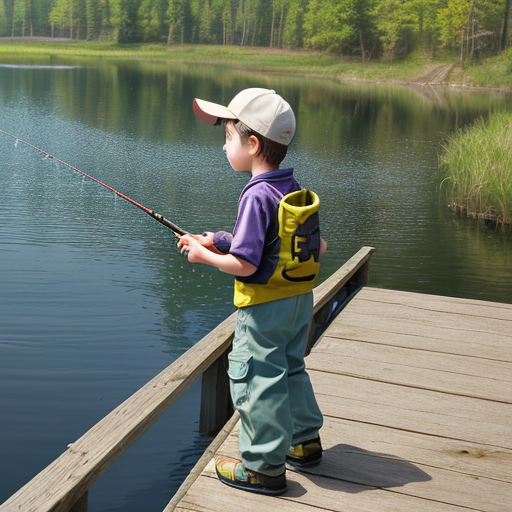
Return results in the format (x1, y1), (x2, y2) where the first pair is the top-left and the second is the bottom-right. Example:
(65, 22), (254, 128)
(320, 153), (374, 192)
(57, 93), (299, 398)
(306, 247), (375, 354)
(350, 257), (371, 287)
(199, 348), (233, 435)
(69, 491), (88, 512)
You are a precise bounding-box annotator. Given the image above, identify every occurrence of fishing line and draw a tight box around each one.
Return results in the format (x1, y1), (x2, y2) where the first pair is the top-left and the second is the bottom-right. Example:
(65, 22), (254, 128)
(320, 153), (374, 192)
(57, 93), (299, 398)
(0, 129), (186, 238)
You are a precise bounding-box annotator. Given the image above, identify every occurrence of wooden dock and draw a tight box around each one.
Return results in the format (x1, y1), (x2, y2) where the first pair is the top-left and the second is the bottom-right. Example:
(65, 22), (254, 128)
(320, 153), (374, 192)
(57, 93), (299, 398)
(3, 247), (511, 512)
(171, 287), (512, 512)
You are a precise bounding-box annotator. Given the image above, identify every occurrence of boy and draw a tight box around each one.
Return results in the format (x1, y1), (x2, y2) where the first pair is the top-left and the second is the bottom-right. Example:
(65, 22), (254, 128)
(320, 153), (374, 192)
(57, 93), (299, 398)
(178, 88), (325, 496)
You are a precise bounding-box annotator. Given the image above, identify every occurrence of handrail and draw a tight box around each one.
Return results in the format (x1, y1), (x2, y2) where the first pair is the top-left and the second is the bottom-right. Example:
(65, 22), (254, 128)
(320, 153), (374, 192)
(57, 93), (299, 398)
(0, 246), (375, 512)
(313, 246), (375, 314)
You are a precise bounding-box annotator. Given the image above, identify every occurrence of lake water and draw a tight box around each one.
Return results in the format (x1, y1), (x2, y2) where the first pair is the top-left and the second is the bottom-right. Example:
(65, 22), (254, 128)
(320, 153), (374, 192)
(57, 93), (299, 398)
(1, 59), (512, 511)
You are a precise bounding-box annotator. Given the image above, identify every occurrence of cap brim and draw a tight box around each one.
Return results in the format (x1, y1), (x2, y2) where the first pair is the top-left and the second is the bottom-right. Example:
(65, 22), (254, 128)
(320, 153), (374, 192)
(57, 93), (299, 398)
(193, 98), (237, 126)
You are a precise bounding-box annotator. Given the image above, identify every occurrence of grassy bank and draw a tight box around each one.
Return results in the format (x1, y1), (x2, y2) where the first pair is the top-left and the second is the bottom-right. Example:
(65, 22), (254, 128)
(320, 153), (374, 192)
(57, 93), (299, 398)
(438, 112), (512, 225)
(1, 40), (511, 89)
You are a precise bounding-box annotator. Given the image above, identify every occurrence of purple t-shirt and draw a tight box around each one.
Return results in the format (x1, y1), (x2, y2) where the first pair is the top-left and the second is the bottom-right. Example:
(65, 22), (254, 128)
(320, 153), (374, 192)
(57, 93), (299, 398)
(214, 168), (301, 280)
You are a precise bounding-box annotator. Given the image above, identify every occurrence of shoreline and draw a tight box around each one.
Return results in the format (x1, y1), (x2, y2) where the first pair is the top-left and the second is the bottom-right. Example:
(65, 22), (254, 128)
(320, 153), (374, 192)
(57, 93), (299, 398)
(1, 40), (511, 92)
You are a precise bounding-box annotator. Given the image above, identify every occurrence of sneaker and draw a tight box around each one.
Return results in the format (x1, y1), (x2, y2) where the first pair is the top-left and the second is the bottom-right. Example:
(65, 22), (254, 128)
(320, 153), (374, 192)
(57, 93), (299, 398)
(286, 437), (323, 468)
(215, 456), (287, 496)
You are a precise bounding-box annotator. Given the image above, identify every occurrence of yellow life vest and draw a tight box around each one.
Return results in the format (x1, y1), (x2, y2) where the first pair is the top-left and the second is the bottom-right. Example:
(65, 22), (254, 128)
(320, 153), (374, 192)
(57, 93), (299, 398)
(234, 189), (321, 307)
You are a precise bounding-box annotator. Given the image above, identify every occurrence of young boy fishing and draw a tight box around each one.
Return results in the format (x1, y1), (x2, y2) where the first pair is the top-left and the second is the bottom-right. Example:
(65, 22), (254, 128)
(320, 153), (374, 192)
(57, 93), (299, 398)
(178, 88), (326, 496)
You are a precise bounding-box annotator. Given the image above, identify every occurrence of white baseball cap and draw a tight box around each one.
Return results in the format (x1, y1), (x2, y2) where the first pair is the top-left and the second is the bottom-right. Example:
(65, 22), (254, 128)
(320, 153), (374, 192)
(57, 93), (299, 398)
(193, 88), (296, 146)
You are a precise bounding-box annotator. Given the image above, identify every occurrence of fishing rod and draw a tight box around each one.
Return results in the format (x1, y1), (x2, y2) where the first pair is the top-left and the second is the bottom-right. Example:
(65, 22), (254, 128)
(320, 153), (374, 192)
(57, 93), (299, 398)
(0, 129), (186, 238)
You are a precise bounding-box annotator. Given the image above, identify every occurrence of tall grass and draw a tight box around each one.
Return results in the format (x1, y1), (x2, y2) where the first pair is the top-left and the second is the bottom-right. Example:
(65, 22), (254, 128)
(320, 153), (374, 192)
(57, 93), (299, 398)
(438, 112), (512, 225)
(461, 47), (512, 89)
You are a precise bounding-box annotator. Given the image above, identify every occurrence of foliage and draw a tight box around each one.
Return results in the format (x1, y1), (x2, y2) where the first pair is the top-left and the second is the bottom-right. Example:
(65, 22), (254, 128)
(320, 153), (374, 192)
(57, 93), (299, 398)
(1, 0), (511, 61)
(0, 1), (7, 34)
(49, 0), (80, 38)
(439, 112), (512, 225)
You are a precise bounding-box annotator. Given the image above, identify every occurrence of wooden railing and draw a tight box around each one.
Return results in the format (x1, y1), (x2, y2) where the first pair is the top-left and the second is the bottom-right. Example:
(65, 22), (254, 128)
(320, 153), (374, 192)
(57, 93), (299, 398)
(0, 246), (375, 512)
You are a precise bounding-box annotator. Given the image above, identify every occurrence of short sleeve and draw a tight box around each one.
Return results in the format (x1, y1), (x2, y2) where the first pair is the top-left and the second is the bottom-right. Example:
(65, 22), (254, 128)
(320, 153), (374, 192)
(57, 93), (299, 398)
(213, 231), (233, 254)
(229, 193), (269, 268)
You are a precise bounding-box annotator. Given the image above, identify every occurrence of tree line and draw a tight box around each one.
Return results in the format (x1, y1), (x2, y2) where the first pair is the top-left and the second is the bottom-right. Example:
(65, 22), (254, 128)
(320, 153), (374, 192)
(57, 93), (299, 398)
(1, 0), (511, 61)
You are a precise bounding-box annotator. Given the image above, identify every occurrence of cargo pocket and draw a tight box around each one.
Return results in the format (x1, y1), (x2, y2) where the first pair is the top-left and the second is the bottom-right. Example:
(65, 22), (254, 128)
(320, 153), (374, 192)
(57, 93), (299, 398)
(228, 353), (252, 409)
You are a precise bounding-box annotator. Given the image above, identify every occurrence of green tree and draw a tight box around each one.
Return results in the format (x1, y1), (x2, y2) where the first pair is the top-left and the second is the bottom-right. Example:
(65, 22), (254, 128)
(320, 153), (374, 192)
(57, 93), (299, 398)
(283, 0), (306, 48)
(221, 0), (233, 45)
(196, 0), (212, 42)
(138, 0), (166, 41)
(86, 0), (100, 39)
(437, 0), (472, 53)
(49, 0), (88, 38)
(96, 0), (114, 39)
(478, 0), (510, 54)
(235, 0), (260, 45)
(304, 0), (375, 59)
(12, 0), (27, 36)
(0, 0), (9, 35)
(373, 0), (417, 58)
(437, 0), (506, 60)
(109, 0), (140, 42)
(502, 0), (511, 49)
(167, 0), (185, 43)
(269, 0), (289, 47)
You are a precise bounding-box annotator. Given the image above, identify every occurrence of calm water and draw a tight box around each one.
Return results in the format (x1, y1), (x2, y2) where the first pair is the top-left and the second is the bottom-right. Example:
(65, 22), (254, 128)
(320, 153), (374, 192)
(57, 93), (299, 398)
(1, 59), (512, 511)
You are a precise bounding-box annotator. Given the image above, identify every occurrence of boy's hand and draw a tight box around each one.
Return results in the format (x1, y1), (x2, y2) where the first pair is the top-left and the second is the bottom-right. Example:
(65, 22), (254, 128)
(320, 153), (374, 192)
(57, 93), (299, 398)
(178, 233), (257, 276)
(197, 231), (214, 248)
(178, 234), (205, 264)
(177, 232), (222, 263)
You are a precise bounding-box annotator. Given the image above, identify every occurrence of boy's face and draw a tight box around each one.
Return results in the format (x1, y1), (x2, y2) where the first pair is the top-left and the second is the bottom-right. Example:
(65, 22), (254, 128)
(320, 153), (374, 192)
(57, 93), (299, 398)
(223, 122), (252, 172)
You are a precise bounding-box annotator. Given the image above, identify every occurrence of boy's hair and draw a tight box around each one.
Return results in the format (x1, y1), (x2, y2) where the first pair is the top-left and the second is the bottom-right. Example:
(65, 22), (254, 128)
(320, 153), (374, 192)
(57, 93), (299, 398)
(226, 119), (288, 169)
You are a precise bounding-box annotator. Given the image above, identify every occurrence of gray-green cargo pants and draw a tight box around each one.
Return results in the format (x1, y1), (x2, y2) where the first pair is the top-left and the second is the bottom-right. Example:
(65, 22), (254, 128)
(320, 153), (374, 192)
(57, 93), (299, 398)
(228, 292), (324, 476)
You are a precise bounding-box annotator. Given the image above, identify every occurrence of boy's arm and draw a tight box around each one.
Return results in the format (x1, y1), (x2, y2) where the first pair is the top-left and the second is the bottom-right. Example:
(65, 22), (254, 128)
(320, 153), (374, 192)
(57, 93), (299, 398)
(178, 234), (257, 277)
(195, 231), (232, 255)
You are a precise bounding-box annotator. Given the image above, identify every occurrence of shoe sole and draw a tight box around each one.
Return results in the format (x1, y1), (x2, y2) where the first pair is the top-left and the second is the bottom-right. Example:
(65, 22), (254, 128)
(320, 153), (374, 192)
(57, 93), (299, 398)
(216, 468), (287, 496)
(285, 456), (322, 469)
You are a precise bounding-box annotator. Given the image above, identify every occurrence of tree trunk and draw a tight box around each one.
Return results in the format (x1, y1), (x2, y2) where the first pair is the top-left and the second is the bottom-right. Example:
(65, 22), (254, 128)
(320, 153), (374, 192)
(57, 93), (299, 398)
(502, 0), (511, 50)
(270, 2), (275, 47)
(278, 4), (284, 47)
(460, 29), (464, 62)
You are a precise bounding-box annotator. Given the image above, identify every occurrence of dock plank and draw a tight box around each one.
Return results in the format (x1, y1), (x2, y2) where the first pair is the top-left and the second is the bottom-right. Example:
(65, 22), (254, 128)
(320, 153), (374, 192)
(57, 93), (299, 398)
(345, 290), (512, 337)
(306, 417), (512, 483)
(325, 319), (512, 362)
(357, 287), (512, 318)
(308, 337), (512, 402)
(313, 372), (511, 447)
(171, 288), (512, 512)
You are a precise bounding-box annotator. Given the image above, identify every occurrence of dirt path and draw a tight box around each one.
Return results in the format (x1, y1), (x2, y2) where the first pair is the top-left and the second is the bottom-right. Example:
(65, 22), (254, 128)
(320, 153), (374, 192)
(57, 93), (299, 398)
(410, 63), (457, 84)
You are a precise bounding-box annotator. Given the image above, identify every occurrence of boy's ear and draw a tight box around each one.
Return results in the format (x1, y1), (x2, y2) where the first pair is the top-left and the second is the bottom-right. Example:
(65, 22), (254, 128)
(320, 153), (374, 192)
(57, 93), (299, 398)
(248, 134), (260, 155)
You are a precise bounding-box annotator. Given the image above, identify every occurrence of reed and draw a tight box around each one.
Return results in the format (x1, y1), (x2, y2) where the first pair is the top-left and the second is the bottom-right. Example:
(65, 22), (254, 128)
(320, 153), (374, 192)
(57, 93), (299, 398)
(438, 112), (512, 225)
